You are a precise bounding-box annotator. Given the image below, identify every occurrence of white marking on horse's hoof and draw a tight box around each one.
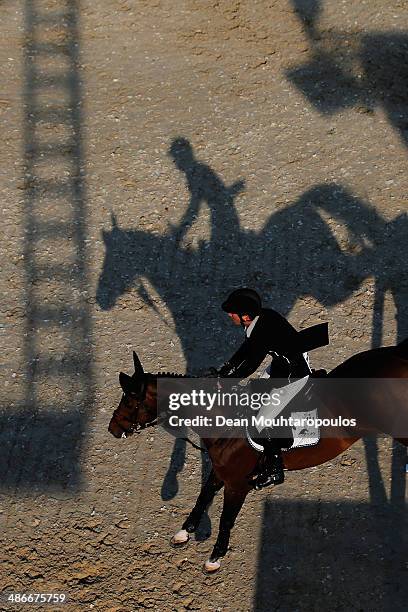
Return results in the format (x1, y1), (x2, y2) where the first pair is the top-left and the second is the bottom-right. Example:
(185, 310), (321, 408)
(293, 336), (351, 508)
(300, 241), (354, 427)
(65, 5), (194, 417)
(170, 529), (189, 547)
(204, 558), (221, 573)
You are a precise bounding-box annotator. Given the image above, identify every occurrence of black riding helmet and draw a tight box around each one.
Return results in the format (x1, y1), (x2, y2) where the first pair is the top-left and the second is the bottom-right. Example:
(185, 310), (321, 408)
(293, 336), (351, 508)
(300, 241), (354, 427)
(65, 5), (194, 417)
(221, 288), (262, 318)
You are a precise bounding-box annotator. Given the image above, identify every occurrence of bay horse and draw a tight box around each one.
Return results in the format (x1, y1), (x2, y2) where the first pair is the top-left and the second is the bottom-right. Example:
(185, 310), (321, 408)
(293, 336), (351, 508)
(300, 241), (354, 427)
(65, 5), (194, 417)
(108, 342), (408, 573)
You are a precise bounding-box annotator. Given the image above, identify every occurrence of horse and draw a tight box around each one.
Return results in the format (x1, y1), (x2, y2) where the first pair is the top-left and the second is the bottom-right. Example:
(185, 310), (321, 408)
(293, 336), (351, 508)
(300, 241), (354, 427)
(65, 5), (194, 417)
(108, 343), (408, 573)
(96, 178), (408, 509)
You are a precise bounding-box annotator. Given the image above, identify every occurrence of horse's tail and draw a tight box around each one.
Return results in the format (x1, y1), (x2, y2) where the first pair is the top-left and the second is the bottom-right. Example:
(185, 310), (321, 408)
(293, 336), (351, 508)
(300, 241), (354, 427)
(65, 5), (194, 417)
(395, 337), (408, 358)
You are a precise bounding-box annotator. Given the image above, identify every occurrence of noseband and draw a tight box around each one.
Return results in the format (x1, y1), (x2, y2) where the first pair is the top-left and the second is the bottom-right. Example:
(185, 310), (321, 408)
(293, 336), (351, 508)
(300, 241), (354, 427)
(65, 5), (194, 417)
(120, 416), (158, 438)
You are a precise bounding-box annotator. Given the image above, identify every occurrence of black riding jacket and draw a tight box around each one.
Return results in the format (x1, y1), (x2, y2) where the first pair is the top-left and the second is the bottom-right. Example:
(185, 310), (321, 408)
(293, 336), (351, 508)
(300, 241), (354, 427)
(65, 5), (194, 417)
(219, 308), (310, 379)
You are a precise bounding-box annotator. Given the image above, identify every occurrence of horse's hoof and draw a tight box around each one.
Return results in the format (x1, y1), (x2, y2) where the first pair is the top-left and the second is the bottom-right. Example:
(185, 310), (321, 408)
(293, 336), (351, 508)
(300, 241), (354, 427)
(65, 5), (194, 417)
(203, 558), (221, 573)
(170, 529), (190, 548)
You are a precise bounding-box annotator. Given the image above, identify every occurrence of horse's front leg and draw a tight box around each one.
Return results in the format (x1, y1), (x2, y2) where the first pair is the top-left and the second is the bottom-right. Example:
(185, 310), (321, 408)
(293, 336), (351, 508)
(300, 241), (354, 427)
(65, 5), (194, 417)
(171, 469), (223, 547)
(204, 485), (249, 573)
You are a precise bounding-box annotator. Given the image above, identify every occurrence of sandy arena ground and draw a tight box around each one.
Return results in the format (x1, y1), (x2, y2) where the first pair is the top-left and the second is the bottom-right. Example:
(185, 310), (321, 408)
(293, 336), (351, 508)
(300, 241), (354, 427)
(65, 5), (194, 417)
(0, 0), (407, 610)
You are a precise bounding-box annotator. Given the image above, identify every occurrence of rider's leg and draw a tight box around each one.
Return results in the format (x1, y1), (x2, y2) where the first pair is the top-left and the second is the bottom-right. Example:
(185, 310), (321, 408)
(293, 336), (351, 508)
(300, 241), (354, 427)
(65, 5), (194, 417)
(252, 428), (293, 489)
(250, 353), (309, 489)
(289, 352), (312, 379)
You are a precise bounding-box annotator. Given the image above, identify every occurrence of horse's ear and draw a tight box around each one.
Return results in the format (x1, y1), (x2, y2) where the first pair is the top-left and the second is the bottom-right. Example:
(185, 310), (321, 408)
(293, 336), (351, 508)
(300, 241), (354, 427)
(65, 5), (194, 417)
(119, 371), (132, 392)
(133, 351), (144, 378)
(111, 212), (118, 229)
(102, 229), (108, 243)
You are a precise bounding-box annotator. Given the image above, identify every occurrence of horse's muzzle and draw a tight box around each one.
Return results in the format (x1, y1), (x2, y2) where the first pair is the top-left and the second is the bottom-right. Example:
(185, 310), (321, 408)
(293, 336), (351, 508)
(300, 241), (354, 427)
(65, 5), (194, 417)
(108, 419), (129, 439)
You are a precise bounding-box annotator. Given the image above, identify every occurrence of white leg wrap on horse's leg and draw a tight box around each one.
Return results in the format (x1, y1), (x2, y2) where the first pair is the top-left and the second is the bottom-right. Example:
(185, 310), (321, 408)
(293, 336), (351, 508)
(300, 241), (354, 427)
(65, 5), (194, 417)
(204, 558), (221, 573)
(172, 529), (189, 544)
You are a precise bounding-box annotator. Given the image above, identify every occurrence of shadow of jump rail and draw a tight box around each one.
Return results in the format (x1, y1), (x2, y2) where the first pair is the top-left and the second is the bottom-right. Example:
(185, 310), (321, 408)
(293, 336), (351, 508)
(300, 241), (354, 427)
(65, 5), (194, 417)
(254, 496), (407, 612)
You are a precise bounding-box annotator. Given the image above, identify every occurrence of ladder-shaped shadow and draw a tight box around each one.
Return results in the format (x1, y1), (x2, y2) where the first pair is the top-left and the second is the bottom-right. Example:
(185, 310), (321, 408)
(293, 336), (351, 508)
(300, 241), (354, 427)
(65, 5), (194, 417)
(0, 0), (93, 491)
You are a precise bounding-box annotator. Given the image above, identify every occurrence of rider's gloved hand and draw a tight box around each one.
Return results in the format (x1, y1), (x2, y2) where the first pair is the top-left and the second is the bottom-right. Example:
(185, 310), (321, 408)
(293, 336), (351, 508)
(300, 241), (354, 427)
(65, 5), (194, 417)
(218, 362), (232, 377)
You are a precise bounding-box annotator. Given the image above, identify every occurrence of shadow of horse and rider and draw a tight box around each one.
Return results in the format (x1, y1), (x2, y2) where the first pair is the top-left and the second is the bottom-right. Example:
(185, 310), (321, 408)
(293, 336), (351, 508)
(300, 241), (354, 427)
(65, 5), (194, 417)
(287, 0), (408, 147)
(286, 0), (408, 510)
(250, 4), (408, 608)
(96, 137), (408, 524)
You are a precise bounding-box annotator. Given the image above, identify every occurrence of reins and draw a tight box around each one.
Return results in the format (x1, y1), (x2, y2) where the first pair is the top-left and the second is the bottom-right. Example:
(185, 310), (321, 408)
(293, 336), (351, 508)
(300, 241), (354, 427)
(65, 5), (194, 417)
(180, 436), (208, 453)
(154, 373), (208, 453)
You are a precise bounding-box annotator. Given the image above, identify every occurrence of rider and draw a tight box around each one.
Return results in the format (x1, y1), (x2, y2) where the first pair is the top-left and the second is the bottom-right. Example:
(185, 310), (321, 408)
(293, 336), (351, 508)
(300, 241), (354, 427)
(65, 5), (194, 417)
(217, 288), (311, 489)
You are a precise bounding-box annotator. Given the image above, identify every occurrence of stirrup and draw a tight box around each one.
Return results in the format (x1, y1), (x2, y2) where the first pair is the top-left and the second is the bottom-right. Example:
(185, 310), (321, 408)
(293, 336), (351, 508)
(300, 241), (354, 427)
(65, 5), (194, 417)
(253, 469), (284, 490)
(252, 454), (285, 489)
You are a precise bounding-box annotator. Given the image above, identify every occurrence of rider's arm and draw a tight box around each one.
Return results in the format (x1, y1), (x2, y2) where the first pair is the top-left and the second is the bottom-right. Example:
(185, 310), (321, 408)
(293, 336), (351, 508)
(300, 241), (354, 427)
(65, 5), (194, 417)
(173, 187), (201, 246)
(219, 332), (270, 379)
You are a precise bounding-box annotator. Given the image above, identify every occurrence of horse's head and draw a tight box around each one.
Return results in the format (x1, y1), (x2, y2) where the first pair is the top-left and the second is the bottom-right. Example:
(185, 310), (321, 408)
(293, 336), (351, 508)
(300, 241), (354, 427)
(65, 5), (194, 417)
(108, 351), (158, 438)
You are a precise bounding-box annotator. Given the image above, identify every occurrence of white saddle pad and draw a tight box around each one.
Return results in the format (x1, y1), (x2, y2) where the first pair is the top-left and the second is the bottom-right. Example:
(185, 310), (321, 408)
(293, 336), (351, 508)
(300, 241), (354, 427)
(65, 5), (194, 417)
(284, 408), (320, 450)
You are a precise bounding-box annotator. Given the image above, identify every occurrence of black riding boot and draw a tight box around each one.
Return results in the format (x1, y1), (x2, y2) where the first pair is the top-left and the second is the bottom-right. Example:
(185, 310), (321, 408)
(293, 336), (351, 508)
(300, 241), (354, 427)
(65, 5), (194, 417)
(252, 440), (285, 489)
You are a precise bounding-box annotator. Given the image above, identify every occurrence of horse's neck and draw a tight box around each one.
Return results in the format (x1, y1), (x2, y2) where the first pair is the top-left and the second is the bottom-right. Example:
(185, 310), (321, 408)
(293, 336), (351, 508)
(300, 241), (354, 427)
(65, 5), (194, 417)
(150, 373), (227, 447)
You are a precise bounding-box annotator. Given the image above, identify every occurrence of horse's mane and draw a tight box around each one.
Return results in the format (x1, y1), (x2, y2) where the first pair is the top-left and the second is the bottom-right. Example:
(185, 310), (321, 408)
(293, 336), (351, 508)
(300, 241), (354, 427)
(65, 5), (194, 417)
(151, 372), (196, 379)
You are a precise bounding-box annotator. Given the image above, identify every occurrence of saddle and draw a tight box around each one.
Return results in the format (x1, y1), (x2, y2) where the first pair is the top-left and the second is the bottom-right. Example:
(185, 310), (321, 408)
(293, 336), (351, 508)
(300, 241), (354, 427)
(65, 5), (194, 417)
(246, 374), (323, 452)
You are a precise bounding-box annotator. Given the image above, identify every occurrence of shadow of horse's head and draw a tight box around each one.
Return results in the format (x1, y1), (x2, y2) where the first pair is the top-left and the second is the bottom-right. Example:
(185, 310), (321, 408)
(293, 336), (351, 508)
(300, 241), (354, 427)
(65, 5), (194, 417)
(96, 213), (168, 310)
(96, 214), (129, 309)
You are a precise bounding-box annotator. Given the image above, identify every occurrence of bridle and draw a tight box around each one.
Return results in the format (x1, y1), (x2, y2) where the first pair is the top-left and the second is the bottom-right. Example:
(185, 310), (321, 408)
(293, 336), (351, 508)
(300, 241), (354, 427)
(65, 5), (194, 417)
(120, 416), (158, 438)
(117, 374), (207, 453)
(118, 376), (158, 437)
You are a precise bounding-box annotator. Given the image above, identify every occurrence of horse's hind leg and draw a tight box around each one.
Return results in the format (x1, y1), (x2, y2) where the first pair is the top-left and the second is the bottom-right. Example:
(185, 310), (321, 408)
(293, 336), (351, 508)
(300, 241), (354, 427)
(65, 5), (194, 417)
(204, 485), (248, 573)
(171, 470), (223, 547)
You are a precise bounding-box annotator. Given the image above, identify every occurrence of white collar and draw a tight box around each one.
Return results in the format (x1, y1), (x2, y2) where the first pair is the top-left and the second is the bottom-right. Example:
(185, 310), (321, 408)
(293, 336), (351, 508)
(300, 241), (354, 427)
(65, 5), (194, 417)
(246, 315), (259, 338)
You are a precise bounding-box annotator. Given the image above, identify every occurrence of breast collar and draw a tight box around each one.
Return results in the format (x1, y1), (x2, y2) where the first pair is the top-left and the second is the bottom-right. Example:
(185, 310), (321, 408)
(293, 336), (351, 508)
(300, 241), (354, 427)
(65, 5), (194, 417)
(245, 315), (259, 338)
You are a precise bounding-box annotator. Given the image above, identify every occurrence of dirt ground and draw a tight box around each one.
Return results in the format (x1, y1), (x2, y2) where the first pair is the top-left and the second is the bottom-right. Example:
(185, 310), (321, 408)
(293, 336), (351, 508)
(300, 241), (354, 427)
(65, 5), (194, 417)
(0, 0), (407, 610)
